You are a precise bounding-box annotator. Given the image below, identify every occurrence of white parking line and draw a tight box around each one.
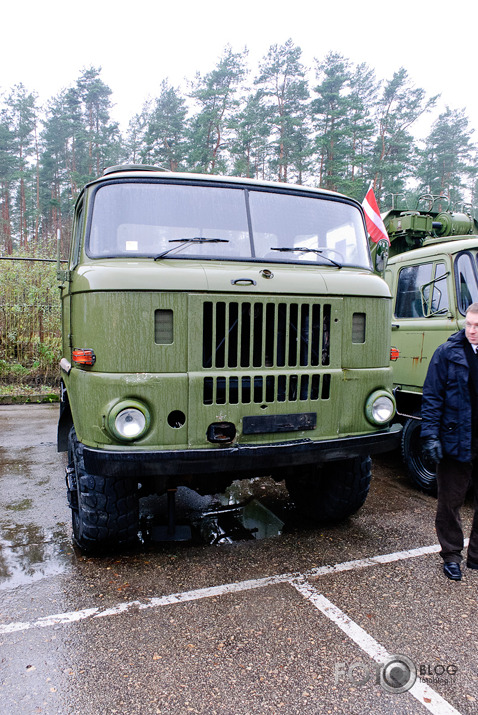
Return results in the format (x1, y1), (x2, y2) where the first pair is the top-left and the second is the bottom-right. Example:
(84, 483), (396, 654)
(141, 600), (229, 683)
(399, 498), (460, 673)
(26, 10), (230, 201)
(0, 541), (441, 635)
(292, 580), (461, 715)
(0, 540), (462, 712)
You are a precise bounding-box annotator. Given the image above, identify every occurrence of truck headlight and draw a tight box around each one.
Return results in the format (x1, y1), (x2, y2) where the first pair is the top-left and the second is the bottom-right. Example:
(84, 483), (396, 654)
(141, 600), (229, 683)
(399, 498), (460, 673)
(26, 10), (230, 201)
(365, 390), (395, 426)
(107, 401), (150, 441)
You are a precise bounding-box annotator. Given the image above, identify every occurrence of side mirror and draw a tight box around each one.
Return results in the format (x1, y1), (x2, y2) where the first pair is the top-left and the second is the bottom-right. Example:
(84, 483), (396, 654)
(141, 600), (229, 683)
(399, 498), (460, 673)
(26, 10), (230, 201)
(374, 238), (389, 274)
(56, 229), (70, 283)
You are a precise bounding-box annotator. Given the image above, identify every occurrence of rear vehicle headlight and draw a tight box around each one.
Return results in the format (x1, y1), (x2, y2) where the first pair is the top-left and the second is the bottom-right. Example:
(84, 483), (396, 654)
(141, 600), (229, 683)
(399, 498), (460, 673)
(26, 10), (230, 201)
(107, 401), (150, 441)
(365, 390), (395, 426)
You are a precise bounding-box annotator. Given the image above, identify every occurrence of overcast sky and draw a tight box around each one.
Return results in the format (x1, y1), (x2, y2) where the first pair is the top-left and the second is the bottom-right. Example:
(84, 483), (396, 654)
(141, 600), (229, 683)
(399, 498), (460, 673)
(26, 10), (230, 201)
(1, 0), (476, 143)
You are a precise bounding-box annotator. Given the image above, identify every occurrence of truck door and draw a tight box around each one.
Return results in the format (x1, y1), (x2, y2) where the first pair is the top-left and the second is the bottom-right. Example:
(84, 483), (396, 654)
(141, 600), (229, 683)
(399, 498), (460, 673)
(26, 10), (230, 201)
(392, 259), (458, 389)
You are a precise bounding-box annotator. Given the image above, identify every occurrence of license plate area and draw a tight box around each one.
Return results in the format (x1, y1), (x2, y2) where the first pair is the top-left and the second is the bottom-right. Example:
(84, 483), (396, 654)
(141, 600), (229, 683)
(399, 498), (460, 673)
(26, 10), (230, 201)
(242, 412), (317, 435)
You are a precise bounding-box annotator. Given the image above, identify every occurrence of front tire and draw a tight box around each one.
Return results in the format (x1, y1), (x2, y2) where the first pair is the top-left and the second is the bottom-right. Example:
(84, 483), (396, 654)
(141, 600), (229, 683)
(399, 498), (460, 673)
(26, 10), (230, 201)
(401, 417), (437, 496)
(285, 456), (372, 522)
(67, 428), (140, 553)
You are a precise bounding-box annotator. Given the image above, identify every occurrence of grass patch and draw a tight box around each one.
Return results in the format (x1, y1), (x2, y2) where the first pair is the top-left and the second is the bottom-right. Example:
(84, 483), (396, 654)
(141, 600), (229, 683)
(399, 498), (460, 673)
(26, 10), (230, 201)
(0, 383), (60, 403)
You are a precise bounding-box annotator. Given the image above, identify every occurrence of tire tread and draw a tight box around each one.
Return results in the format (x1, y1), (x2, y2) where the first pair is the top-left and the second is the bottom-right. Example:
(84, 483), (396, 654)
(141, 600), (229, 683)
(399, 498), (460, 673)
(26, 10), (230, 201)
(67, 428), (139, 553)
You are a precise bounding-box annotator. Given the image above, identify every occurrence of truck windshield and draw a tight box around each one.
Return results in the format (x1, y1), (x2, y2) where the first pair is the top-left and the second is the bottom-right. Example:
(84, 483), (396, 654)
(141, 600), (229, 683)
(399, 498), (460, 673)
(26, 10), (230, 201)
(87, 181), (371, 269)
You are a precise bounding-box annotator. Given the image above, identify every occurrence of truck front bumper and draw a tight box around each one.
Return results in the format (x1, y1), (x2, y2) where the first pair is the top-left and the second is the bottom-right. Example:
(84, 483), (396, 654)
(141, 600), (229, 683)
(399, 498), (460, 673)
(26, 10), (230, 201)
(83, 424), (402, 478)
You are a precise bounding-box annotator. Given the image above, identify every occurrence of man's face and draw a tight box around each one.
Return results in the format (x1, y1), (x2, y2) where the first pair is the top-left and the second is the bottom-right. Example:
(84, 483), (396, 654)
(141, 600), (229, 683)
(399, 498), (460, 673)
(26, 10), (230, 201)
(465, 312), (478, 345)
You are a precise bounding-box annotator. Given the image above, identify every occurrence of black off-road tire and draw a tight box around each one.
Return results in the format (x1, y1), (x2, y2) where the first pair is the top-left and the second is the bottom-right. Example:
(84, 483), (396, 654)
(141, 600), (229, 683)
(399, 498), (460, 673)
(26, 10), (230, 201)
(401, 417), (437, 496)
(67, 428), (140, 554)
(285, 455), (372, 523)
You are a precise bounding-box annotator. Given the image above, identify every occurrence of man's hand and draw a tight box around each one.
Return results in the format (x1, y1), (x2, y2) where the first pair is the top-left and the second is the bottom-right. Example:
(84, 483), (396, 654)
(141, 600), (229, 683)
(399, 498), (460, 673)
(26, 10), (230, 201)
(422, 438), (443, 464)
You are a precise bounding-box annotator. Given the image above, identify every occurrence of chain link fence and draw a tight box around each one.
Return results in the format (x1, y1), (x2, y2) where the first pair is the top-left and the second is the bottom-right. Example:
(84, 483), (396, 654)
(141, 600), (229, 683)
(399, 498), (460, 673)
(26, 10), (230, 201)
(0, 258), (61, 389)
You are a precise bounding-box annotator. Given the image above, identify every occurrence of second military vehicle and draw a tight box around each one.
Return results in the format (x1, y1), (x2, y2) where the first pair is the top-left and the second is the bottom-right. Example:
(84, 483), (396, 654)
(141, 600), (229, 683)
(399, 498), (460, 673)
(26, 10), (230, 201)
(377, 194), (478, 494)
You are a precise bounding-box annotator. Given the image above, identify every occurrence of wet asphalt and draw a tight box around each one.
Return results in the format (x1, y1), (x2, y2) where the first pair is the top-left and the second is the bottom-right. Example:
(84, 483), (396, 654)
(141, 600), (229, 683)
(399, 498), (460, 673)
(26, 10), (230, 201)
(0, 404), (477, 714)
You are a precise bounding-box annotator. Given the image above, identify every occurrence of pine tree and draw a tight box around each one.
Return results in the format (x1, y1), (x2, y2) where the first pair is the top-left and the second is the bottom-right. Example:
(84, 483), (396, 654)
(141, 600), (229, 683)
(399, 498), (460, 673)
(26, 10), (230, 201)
(254, 39), (309, 183)
(0, 109), (15, 254)
(345, 62), (378, 198)
(187, 46), (248, 173)
(371, 68), (438, 201)
(142, 81), (188, 170)
(125, 100), (153, 165)
(76, 66), (120, 179)
(39, 87), (85, 247)
(228, 89), (271, 178)
(312, 52), (353, 191)
(415, 107), (476, 204)
(3, 84), (39, 250)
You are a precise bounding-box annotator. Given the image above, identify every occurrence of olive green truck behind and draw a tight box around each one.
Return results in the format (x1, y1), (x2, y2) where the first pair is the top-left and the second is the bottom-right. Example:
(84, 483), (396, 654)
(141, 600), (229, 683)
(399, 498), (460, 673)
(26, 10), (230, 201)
(376, 194), (478, 495)
(57, 166), (400, 553)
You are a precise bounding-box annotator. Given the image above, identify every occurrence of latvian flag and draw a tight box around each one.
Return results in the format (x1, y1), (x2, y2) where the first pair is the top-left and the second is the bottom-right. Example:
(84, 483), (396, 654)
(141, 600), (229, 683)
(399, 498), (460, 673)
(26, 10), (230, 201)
(362, 183), (390, 244)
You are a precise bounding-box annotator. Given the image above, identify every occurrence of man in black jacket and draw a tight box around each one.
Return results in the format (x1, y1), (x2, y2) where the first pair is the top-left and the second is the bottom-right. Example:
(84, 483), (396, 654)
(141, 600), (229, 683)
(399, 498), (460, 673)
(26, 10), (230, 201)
(421, 302), (478, 581)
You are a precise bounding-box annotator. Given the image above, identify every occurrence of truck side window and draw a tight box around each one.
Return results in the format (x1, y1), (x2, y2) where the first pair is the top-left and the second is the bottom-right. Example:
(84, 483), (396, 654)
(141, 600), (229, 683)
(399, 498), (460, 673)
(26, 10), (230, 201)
(395, 264), (432, 317)
(395, 262), (449, 318)
(456, 252), (478, 314)
(422, 262), (449, 316)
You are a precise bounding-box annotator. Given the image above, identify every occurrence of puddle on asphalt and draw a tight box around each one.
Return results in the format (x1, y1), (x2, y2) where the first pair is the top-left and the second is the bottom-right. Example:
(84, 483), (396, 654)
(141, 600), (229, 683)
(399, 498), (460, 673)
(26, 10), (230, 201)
(0, 522), (73, 591)
(0, 478), (291, 589)
(5, 498), (33, 512)
(140, 478), (289, 546)
(195, 499), (285, 544)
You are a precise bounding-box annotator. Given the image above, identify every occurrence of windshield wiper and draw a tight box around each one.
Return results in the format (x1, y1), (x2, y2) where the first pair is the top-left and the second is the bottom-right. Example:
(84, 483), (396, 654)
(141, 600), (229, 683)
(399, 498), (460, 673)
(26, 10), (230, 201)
(270, 246), (342, 268)
(154, 237), (229, 260)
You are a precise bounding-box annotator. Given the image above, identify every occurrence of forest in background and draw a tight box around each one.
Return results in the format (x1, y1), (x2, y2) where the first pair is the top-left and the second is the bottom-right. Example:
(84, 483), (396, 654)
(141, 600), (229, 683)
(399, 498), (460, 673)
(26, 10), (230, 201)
(1, 39), (477, 260)
(1, 40), (477, 394)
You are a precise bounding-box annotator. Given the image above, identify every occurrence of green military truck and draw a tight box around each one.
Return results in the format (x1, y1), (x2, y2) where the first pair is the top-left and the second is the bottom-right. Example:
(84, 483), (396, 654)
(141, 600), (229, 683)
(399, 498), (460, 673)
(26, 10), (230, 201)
(377, 194), (478, 494)
(57, 165), (400, 553)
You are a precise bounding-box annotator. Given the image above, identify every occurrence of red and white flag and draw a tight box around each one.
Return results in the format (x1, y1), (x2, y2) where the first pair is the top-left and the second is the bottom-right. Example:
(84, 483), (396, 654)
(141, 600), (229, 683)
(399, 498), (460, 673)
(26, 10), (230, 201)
(362, 183), (389, 244)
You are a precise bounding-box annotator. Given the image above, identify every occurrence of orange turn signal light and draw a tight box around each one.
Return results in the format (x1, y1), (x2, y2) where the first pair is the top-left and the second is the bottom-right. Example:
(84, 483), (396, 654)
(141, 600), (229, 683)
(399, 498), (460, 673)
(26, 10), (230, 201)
(390, 346), (400, 361)
(72, 348), (96, 366)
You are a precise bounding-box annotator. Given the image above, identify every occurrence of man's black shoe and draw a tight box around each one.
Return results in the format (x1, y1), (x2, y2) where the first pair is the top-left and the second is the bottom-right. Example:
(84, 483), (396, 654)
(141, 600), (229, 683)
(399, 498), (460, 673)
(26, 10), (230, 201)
(443, 562), (462, 580)
(466, 559), (478, 570)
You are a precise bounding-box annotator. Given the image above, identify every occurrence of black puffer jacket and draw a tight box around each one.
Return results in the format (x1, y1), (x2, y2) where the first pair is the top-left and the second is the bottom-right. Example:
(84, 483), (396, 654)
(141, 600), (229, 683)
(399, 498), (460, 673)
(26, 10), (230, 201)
(421, 329), (473, 462)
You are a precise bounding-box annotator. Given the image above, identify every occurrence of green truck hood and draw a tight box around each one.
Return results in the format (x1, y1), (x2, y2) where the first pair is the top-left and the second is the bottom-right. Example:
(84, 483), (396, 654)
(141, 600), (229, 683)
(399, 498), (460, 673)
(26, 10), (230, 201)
(71, 260), (391, 298)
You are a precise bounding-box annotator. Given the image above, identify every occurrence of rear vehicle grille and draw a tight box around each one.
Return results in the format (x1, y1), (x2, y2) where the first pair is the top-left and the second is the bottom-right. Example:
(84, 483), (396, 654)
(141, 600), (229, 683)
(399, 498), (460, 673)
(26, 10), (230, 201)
(202, 300), (331, 369)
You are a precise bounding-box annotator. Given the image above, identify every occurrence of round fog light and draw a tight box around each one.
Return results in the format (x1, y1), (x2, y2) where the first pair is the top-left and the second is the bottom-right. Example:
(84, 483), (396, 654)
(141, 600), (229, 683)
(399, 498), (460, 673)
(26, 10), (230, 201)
(108, 401), (150, 441)
(365, 391), (395, 426)
(116, 408), (146, 438)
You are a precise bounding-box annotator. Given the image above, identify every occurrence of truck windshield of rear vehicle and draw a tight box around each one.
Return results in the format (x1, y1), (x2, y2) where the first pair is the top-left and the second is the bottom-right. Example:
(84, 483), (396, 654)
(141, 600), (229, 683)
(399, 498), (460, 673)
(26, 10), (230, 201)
(87, 181), (371, 269)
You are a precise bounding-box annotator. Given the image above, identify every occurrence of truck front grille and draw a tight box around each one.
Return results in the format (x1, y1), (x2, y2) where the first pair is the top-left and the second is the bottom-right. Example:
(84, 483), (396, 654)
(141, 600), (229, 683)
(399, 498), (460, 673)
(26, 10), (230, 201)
(203, 373), (331, 405)
(202, 300), (331, 369)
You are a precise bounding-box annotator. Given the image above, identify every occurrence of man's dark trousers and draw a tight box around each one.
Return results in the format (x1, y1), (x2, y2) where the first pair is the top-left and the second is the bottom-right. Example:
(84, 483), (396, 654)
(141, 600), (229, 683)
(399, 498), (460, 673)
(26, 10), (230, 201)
(436, 452), (478, 563)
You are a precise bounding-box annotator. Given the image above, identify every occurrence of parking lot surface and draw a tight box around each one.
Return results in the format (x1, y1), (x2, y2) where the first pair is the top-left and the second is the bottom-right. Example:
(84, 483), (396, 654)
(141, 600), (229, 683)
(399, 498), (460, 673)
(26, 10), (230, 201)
(0, 404), (477, 714)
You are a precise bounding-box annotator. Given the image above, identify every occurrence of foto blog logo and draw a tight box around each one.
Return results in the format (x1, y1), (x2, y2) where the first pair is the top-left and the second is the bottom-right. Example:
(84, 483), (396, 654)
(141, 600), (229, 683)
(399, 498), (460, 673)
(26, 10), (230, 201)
(335, 654), (417, 693)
